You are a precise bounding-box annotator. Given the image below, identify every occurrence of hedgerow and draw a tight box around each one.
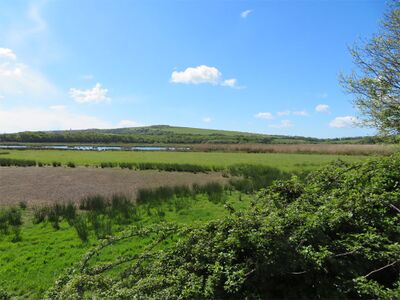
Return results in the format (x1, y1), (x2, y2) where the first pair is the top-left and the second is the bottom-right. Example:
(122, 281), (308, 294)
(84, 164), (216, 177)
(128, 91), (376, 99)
(47, 154), (400, 299)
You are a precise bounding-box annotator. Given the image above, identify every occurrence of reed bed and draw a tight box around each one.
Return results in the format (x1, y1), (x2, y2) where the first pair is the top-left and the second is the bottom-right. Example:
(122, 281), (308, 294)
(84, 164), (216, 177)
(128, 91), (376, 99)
(191, 143), (399, 155)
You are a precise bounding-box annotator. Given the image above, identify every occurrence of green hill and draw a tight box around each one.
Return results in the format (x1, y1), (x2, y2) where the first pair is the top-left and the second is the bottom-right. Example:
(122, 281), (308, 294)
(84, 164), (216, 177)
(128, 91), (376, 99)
(0, 125), (382, 145)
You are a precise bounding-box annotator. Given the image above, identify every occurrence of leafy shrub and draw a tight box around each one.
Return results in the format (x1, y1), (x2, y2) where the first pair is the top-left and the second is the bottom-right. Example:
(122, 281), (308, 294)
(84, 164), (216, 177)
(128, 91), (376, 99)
(66, 161), (76, 168)
(50, 154), (400, 299)
(52, 161), (62, 167)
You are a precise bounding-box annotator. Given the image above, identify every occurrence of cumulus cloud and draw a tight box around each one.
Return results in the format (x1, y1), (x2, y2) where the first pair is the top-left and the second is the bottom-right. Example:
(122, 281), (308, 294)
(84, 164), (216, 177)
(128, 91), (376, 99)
(269, 119), (293, 129)
(69, 83), (110, 104)
(0, 48), (16, 60)
(171, 65), (221, 85)
(255, 112), (274, 120)
(315, 104), (330, 113)
(329, 116), (359, 128)
(170, 65), (239, 88)
(0, 56), (58, 98)
(240, 9), (253, 18)
(202, 117), (212, 123)
(117, 119), (142, 128)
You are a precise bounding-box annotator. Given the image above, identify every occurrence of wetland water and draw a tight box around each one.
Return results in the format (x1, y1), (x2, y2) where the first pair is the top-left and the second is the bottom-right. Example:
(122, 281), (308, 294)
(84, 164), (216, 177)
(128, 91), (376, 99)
(0, 145), (191, 151)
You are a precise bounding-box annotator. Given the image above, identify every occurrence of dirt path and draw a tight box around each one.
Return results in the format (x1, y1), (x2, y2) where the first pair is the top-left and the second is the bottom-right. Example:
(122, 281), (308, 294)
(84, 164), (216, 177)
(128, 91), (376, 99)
(0, 167), (228, 206)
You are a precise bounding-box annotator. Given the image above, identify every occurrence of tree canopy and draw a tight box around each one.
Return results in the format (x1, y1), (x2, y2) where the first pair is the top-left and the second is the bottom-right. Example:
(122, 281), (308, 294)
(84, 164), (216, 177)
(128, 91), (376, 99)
(341, 1), (400, 135)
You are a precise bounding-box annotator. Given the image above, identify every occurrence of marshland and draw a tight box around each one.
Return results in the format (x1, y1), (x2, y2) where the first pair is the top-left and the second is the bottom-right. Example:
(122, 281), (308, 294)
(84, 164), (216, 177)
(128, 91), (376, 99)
(1, 0), (400, 299)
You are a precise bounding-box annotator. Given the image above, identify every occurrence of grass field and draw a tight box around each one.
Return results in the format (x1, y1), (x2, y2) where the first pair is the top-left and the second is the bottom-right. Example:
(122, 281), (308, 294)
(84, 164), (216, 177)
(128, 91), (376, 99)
(1, 150), (370, 172)
(0, 192), (251, 298)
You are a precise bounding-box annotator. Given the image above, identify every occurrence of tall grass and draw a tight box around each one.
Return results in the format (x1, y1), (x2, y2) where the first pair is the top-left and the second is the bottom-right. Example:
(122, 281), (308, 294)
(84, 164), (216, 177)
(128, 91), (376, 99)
(33, 202), (77, 229)
(0, 207), (23, 242)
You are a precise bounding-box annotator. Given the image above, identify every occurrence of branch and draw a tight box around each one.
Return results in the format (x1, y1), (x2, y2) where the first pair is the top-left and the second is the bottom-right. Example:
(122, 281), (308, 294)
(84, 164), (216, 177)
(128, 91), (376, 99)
(364, 260), (399, 278)
(390, 204), (400, 213)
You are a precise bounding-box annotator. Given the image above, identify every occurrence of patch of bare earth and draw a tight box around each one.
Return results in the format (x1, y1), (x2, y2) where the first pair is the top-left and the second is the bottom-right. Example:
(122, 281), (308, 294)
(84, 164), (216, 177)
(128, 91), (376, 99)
(0, 167), (228, 206)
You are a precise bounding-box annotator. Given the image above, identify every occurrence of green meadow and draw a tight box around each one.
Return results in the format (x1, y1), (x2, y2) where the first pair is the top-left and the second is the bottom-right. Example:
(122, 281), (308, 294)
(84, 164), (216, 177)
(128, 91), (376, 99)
(0, 192), (251, 298)
(2, 149), (369, 172)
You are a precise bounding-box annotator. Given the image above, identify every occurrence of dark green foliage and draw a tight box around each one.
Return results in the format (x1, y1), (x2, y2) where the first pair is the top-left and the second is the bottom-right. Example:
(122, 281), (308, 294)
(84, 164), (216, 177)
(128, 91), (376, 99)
(0, 289), (10, 300)
(89, 213), (112, 239)
(0, 157), (36, 167)
(79, 195), (107, 213)
(66, 161), (76, 168)
(52, 161), (62, 167)
(63, 202), (77, 226)
(32, 203), (77, 228)
(136, 183), (225, 206)
(18, 201), (27, 210)
(50, 154), (400, 299)
(33, 206), (48, 224)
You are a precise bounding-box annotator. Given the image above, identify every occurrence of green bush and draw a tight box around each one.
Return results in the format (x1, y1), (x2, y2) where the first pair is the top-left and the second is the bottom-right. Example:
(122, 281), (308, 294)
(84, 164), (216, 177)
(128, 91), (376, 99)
(50, 154), (400, 299)
(66, 161), (76, 168)
(0, 158), (36, 167)
(52, 161), (62, 167)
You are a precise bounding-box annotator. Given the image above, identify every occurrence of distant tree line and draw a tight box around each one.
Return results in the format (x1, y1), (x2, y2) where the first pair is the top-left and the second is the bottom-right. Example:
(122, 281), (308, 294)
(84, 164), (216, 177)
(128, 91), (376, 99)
(0, 130), (391, 145)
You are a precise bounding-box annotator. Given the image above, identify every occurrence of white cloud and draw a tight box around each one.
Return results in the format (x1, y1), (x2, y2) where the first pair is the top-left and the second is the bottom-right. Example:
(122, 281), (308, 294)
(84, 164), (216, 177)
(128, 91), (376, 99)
(69, 83), (110, 104)
(255, 112), (274, 120)
(315, 104), (330, 113)
(329, 116), (359, 128)
(241, 9), (253, 18)
(170, 65), (239, 88)
(117, 119), (142, 128)
(0, 48), (16, 60)
(202, 117), (212, 123)
(269, 119), (293, 128)
(221, 78), (237, 88)
(171, 65), (221, 85)
(0, 106), (111, 133)
(49, 105), (67, 111)
(0, 58), (58, 98)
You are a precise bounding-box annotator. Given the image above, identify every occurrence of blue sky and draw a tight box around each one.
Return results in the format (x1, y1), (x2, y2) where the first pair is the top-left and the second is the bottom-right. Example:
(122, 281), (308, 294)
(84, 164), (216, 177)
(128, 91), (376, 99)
(0, 0), (386, 137)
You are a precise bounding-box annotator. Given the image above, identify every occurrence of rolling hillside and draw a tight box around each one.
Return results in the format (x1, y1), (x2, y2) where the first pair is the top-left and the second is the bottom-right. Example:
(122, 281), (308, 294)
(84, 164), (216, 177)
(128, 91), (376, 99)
(0, 125), (382, 145)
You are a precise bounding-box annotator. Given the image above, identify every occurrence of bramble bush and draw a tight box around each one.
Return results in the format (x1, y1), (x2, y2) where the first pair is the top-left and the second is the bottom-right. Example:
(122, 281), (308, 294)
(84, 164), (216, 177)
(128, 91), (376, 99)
(48, 154), (400, 299)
